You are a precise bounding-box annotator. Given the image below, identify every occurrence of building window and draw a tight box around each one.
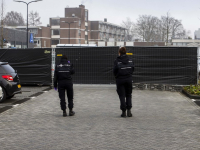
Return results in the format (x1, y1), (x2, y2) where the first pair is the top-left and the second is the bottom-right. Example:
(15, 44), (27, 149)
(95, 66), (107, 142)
(51, 19), (60, 26)
(29, 29), (38, 34)
(85, 35), (88, 41)
(79, 39), (81, 44)
(79, 20), (81, 26)
(85, 11), (88, 21)
(78, 30), (81, 36)
(44, 41), (46, 47)
(100, 33), (103, 39)
(51, 39), (59, 45)
(52, 29), (60, 35)
(33, 40), (40, 45)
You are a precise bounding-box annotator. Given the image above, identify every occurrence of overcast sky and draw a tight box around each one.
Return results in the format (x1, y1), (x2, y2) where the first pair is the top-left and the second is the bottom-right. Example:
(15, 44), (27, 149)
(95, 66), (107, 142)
(5, 0), (200, 37)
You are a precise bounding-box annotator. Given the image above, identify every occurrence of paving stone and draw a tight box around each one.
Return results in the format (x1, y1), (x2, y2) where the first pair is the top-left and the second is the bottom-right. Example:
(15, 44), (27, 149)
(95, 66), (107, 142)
(0, 84), (199, 150)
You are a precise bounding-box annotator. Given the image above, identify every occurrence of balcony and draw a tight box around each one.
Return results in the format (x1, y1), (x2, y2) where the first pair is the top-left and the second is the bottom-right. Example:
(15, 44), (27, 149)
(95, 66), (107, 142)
(116, 31), (119, 34)
(51, 35), (60, 38)
(112, 30), (116, 34)
(51, 26), (60, 29)
(108, 30), (112, 34)
(120, 31), (125, 35)
(101, 28), (106, 32)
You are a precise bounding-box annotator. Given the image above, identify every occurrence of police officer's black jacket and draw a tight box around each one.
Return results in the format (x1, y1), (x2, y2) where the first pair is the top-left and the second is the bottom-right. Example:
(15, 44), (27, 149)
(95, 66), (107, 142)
(54, 59), (75, 88)
(113, 54), (134, 79)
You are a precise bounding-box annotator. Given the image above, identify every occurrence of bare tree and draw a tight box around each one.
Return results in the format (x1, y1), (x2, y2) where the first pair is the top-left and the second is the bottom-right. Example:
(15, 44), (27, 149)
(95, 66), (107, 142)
(171, 19), (182, 38)
(160, 12), (172, 42)
(133, 12), (185, 43)
(135, 15), (160, 42)
(28, 11), (42, 26)
(4, 11), (25, 26)
(175, 29), (192, 39)
(186, 30), (192, 39)
(0, 0), (5, 48)
(160, 12), (184, 42)
(121, 18), (134, 41)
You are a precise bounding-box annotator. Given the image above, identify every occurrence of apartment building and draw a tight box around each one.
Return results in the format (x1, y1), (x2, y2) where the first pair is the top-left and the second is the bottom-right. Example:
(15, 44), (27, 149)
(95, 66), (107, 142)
(9, 5), (126, 48)
(50, 5), (126, 47)
(195, 28), (200, 39)
(172, 39), (200, 47)
(50, 4), (88, 47)
(89, 20), (126, 42)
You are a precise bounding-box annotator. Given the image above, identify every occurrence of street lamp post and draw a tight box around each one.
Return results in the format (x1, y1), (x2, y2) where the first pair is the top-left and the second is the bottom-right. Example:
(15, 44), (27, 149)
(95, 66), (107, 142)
(14, 0), (42, 48)
(61, 21), (77, 44)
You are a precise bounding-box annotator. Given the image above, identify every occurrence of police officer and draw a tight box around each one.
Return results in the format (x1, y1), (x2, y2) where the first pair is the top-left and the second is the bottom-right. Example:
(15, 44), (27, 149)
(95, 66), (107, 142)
(54, 55), (75, 117)
(113, 47), (134, 117)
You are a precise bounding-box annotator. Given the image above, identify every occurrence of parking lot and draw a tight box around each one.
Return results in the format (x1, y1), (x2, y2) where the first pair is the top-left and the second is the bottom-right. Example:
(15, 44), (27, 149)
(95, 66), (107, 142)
(0, 85), (52, 114)
(0, 85), (200, 150)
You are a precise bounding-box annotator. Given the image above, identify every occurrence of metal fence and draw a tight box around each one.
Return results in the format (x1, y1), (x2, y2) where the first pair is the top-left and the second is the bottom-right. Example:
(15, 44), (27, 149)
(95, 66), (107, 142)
(0, 48), (52, 85)
(54, 47), (198, 86)
(55, 47), (117, 84)
(126, 46), (197, 85)
(0, 47), (198, 87)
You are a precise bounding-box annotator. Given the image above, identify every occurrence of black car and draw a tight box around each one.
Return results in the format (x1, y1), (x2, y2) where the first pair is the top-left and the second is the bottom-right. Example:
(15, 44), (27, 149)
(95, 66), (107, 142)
(0, 62), (21, 102)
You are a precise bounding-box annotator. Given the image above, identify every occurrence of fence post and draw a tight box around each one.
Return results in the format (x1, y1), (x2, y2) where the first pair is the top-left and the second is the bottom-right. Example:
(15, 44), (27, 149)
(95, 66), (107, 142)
(51, 48), (56, 88)
(197, 47), (200, 85)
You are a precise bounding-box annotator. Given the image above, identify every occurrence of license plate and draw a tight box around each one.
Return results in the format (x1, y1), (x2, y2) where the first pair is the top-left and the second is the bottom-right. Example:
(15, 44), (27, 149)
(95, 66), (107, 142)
(18, 84), (21, 88)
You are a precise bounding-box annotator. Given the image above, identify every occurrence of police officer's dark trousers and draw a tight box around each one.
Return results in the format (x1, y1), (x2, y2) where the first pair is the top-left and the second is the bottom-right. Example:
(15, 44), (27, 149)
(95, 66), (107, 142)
(116, 78), (132, 111)
(58, 80), (73, 111)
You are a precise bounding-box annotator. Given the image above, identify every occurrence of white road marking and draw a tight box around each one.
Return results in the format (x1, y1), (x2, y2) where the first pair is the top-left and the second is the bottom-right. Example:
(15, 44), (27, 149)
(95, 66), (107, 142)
(192, 99), (196, 102)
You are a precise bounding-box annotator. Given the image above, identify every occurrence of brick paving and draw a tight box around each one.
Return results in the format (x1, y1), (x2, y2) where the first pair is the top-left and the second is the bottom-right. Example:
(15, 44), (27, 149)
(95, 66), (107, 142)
(0, 85), (200, 150)
(0, 86), (50, 112)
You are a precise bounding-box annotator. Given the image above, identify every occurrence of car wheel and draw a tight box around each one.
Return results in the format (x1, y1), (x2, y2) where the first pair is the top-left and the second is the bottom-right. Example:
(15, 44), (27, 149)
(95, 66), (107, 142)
(7, 95), (14, 99)
(0, 87), (6, 103)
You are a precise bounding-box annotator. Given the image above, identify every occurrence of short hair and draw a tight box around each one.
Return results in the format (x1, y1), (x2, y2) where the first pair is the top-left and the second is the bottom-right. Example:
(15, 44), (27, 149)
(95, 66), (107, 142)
(119, 47), (126, 55)
(61, 54), (68, 60)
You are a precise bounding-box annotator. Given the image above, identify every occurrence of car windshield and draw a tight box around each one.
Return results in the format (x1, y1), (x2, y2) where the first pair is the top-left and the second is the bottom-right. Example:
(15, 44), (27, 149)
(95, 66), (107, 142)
(1, 64), (15, 73)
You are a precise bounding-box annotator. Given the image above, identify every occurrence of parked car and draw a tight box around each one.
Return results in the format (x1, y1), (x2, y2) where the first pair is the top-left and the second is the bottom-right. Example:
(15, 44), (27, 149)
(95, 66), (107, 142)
(0, 62), (21, 102)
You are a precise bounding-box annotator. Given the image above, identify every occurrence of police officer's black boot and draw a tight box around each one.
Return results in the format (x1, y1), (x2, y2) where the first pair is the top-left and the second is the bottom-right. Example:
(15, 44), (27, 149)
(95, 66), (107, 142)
(69, 109), (75, 116)
(127, 109), (132, 117)
(121, 110), (126, 117)
(63, 110), (67, 117)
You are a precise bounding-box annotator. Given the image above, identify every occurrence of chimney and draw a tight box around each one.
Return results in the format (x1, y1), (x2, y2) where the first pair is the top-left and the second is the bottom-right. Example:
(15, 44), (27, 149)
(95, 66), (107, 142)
(79, 4), (85, 9)
(104, 18), (107, 22)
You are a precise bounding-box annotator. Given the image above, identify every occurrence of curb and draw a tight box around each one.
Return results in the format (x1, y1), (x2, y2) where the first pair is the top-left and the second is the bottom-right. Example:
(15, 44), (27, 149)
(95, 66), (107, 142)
(182, 89), (200, 99)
